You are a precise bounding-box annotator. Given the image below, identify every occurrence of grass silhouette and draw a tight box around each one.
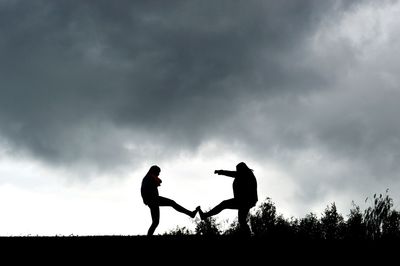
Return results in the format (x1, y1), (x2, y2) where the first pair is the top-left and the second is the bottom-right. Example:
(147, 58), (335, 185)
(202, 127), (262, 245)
(164, 189), (400, 240)
(2, 192), (398, 264)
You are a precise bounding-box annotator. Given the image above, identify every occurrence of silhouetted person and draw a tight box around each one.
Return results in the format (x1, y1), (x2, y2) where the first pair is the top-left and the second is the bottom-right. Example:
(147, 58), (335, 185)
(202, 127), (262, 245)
(141, 165), (198, 236)
(197, 162), (258, 236)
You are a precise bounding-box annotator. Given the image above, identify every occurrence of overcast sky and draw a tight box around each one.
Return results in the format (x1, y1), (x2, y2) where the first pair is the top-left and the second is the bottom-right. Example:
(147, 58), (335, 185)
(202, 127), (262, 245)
(1, 0), (400, 236)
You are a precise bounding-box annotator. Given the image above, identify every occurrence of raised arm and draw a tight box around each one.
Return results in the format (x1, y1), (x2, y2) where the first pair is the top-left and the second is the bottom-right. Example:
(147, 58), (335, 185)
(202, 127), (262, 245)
(214, 170), (237, 178)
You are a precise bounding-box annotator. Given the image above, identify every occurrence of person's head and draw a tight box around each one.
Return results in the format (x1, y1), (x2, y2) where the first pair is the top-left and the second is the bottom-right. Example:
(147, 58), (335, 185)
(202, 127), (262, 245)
(236, 162), (253, 174)
(147, 165), (161, 176)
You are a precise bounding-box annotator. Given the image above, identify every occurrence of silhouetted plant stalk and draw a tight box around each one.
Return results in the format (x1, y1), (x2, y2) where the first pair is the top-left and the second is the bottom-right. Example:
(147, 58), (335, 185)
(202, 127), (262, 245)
(364, 189), (400, 240)
(165, 190), (400, 239)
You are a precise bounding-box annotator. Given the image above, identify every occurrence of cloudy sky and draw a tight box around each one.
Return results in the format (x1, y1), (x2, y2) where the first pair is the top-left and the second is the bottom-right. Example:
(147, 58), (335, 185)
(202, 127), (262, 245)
(1, 0), (400, 236)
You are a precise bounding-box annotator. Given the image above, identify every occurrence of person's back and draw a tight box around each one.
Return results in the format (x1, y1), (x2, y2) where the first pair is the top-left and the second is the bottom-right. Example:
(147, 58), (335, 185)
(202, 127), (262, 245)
(233, 170), (258, 207)
(141, 166), (161, 205)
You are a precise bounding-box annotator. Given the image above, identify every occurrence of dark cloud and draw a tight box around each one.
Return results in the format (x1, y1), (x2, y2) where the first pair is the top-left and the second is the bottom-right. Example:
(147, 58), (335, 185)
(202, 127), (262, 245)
(3, 0), (397, 192)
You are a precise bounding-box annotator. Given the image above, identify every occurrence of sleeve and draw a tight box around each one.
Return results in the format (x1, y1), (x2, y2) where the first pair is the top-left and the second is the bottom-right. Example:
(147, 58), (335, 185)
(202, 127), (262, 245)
(216, 170), (237, 178)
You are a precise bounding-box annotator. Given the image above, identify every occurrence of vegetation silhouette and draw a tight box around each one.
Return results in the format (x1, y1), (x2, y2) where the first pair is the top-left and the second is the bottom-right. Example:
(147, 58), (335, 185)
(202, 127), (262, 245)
(141, 165), (198, 236)
(165, 189), (400, 240)
(140, 164), (399, 240)
(197, 162), (258, 236)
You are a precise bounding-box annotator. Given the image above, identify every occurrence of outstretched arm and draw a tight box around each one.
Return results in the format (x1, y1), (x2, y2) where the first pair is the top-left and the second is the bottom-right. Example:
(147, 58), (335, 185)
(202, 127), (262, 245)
(214, 170), (237, 178)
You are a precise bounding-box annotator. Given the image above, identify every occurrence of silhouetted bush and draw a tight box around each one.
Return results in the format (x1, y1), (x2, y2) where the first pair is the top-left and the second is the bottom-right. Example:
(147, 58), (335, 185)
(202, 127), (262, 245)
(344, 202), (367, 240)
(249, 197), (277, 237)
(194, 216), (221, 236)
(382, 209), (400, 240)
(222, 219), (240, 236)
(320, 202), (345, 240)
(164, 190), (400, 240)
(164, 226), (193, 236)
(364, 189), (399, 240)
(297, 212), (323, 240)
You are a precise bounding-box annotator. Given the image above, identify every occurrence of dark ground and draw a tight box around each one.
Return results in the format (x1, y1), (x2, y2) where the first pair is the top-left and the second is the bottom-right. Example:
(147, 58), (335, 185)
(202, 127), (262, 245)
(0, 235), (395, 263)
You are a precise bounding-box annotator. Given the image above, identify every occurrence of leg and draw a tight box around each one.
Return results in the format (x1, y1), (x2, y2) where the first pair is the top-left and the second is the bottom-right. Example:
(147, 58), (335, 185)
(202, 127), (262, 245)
(201, 198), (239, 219)
(147, 204), (160, 236)
(157, 196), (197, 218)
(238, 207), (251, 236)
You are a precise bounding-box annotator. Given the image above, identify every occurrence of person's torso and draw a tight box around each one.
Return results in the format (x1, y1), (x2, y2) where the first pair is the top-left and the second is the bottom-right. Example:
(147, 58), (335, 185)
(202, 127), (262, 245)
(233, 173), (258, 205)
(141, 176), (159, 200)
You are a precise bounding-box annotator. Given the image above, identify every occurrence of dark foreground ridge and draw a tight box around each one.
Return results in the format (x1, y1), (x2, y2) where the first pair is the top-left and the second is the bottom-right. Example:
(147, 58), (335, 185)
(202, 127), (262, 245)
(0, 234), (396, 264)
(1, 234), (396, 249)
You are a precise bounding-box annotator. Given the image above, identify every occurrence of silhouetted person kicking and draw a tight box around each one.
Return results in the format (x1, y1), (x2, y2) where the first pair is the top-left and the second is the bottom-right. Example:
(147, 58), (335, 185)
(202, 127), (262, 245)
(141, 165), (198, 236)
(197, 162), (258, 236)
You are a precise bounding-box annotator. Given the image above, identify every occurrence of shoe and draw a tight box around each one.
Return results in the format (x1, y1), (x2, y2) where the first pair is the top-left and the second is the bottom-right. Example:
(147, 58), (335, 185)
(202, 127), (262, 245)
(190, 207), (198, 218)
(197, 206), (206, 220)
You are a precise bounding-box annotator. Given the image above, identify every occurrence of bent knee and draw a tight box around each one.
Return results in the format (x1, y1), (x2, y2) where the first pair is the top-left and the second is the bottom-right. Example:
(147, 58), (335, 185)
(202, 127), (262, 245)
(221, 199), (233, 205)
